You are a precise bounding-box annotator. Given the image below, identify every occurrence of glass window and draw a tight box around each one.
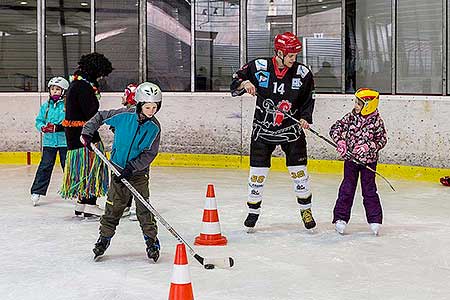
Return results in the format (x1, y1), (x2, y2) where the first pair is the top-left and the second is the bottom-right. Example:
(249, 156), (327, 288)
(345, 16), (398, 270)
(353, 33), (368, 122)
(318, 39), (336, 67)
(247, 0), (293, 61)
(194, 0), (239, 91)
(96, 1), (138, 91)
(147, 0), (191, 91)
(346, 0), (392, 93)
(0, 1), (37, 91)
(298, 0), (342, 93)
(397, 0), (442, 94)
(45, 0), (90, 84)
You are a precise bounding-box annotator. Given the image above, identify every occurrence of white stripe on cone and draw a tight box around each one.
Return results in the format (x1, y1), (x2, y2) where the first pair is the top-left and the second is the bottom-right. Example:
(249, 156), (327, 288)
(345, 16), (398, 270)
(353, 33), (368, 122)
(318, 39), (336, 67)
(204, 198), (218, 209)
(200, 221), (221, 234)
(171, 264), (192, 284)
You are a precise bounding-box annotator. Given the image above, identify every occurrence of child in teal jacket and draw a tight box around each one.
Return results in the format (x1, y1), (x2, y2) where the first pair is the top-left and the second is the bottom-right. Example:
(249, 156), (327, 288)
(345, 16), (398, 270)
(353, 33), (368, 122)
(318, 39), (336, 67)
(30, 77), (69, 206)
(80, 82), (162, 261)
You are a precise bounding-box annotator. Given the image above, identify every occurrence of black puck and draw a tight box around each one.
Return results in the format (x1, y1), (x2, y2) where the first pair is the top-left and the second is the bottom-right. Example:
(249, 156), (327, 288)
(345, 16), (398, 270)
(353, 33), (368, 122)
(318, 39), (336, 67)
(204, 264), (215, 269)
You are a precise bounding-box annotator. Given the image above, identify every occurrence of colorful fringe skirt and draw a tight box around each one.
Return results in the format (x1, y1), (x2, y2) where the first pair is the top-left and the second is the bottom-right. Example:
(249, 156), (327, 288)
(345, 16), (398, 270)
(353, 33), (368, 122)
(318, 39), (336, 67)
(60, 142), (109, 199)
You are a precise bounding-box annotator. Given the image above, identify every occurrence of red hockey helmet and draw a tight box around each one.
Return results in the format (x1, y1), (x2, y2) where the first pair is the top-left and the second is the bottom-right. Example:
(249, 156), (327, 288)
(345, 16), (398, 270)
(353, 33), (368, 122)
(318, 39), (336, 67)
(274, 32), (302, 56)
(124, 83), (138, 105)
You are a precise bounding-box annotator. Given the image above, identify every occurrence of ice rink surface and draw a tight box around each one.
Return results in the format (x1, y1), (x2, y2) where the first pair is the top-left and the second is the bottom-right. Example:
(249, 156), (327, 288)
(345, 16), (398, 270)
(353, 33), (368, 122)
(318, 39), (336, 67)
(1, 165), (450, 300)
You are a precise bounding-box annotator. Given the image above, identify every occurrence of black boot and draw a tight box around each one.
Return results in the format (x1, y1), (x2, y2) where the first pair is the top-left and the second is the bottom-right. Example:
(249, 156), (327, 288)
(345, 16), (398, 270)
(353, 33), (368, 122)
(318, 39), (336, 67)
(244, 201), (261, 228)
(300, 208), (316, 229)
(145, 237), (160, 262)
(244, 213), (260, 228)
(74, 199), (85, 217)
(93, 236), (111, 259)
(298, 196), (316, 229)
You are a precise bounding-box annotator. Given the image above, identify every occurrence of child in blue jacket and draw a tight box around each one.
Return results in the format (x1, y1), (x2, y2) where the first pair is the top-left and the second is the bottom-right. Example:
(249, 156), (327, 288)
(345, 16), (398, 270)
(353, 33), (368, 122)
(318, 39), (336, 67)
(30, 77), (69, 206)
(80, 82), (162, 262)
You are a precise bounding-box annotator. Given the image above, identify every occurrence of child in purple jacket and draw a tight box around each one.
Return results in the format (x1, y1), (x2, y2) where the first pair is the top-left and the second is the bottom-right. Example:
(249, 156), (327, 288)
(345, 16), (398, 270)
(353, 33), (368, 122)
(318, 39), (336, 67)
(329, 88), (387, 235)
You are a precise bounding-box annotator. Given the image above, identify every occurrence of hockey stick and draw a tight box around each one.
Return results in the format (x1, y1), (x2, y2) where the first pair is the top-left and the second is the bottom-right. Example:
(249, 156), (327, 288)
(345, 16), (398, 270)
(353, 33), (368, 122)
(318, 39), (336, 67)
(91, 144), (234, 269)
(258, 96), (396, 192)
(305, 127), (395, 191)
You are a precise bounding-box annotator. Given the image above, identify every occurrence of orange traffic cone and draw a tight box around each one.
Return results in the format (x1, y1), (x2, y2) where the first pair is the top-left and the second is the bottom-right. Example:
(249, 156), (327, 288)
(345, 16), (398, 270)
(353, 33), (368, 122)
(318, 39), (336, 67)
(194, 184), (228, 246)
(169, 244), (194, 300)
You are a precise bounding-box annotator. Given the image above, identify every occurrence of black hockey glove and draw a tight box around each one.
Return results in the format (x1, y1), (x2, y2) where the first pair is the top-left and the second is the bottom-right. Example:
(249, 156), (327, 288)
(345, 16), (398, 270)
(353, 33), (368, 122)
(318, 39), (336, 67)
(115, 163), (134, 183)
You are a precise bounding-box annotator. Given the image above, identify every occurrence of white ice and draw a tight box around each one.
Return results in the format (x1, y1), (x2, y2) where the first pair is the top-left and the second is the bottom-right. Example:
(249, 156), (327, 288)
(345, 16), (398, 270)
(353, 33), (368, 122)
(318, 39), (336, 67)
(1, 165), (450, 300)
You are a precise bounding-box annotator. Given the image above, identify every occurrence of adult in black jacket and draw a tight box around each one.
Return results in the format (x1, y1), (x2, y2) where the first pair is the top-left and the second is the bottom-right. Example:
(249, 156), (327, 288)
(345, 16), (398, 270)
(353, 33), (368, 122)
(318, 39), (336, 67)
(60, 52), (113, 218)
(230, 32), (316, 231)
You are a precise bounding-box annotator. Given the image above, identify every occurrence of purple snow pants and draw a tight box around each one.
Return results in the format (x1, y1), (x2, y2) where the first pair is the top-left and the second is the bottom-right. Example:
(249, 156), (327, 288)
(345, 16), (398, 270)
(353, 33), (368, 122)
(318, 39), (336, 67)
(333, 160), (383, 224)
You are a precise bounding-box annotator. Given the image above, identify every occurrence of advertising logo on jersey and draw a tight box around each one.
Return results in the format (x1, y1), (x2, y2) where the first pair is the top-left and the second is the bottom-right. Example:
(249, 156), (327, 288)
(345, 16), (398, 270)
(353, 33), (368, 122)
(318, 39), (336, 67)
(255, 59), (268, 71)
(296, 65), (310, 78)
(292, 78), (302, 89)
(255, 71), (270, 88)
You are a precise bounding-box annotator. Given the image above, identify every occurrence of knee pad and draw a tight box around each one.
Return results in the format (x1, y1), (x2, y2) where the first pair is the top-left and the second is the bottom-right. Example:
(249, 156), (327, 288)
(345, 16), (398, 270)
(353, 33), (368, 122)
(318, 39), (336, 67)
(288, 165), (311, 200)
(248, 167), (269, 204)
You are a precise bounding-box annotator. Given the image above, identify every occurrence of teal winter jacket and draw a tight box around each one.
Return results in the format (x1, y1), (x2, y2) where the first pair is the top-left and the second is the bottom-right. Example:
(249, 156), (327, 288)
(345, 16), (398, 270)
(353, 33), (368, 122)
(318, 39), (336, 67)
(35, 98), (67, 147)
(82, 107), (161, 174)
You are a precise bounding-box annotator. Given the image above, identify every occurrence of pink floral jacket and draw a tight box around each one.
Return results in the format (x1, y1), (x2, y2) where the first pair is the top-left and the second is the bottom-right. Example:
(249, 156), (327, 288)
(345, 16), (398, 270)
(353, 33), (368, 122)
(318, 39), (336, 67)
(329, 110), (387, 163)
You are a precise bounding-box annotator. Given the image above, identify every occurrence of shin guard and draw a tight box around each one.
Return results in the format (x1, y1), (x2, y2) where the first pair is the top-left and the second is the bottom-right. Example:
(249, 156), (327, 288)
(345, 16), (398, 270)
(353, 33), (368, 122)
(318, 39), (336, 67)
(247, 167), (269, 214)
(288, 165), (312, 206)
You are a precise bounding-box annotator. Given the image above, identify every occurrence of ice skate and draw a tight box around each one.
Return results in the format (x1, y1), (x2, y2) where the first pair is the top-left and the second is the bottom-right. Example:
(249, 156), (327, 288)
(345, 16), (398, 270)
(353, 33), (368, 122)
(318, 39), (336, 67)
(93, 236), (111, 261)
(300, 208), (316, 230)
(83, 204), (103, 221)
(145, 237), (160, 262)
(244, 213), (259, 233)
(335, 220), (347, 235)
(369, 223), (381, 236)
(31, 194), (40, 206)
(74, 201), (85, 218)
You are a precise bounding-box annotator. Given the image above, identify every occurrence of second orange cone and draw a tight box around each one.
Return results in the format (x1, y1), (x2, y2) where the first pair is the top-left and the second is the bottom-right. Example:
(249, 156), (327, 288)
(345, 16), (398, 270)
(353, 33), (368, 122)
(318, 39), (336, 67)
(194, 184), (227, 246)
(168, 244), (194, 300)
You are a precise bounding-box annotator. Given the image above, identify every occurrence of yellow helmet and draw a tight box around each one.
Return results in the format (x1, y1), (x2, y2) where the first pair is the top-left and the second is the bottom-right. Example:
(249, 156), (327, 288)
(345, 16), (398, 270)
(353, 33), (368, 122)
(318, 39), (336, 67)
(355, 88), (379, 116)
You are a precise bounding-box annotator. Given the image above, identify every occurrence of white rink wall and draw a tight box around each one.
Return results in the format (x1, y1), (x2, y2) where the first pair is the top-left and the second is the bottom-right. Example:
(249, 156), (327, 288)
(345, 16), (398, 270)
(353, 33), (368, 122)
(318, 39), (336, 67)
(1, 92), (449, 168)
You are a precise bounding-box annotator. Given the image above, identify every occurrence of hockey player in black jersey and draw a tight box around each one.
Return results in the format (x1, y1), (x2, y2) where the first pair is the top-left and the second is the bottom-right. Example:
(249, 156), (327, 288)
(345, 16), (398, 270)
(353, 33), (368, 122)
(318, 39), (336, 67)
(230, 32), (316, 231)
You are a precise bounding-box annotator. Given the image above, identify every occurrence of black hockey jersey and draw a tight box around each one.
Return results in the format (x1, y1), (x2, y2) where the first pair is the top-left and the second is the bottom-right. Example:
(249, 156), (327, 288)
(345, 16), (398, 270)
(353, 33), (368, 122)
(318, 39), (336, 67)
(230, 57), (315, 144)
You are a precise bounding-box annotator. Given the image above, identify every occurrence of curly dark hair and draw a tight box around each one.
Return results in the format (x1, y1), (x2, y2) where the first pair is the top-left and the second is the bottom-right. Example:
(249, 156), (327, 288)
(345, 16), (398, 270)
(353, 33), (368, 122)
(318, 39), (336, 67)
(77, 52), (113, 81)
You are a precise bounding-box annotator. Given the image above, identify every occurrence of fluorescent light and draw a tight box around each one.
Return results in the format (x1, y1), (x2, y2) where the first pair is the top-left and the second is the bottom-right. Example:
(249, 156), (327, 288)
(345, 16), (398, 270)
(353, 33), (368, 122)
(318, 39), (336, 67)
(80, 2), (89, 6)
(62, 32), (80, 36)
(20, 1), (28, 4)
(321, 5), (328, 9)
